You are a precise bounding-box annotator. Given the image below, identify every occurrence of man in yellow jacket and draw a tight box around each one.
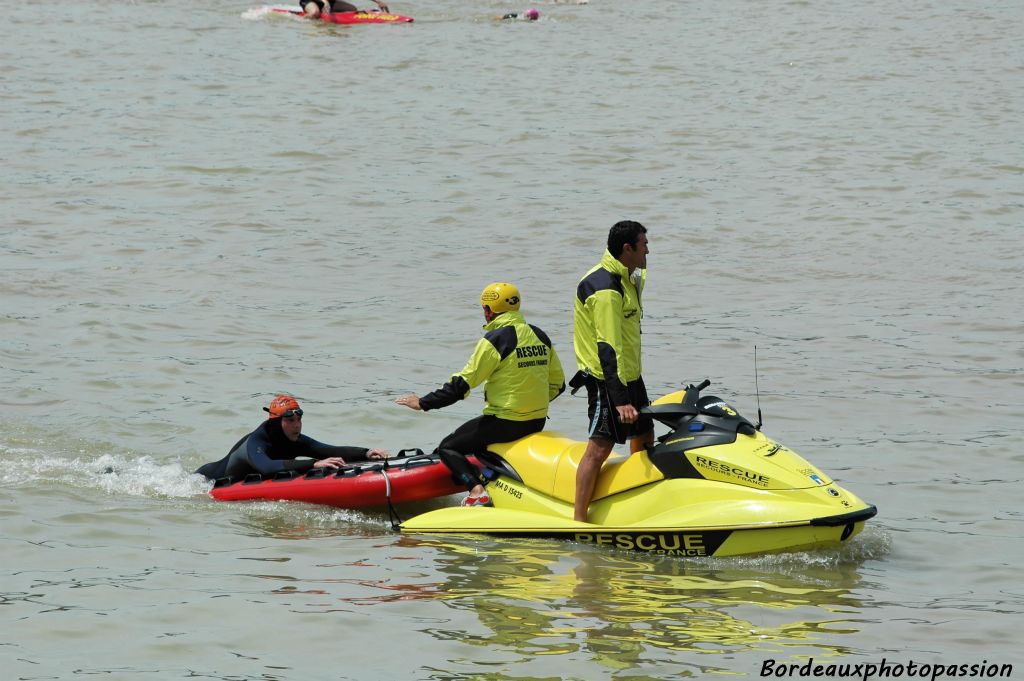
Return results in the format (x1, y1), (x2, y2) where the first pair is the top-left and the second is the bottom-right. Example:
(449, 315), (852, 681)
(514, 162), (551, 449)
(572, 220), (653, 522)
(396, 283), (565, 505)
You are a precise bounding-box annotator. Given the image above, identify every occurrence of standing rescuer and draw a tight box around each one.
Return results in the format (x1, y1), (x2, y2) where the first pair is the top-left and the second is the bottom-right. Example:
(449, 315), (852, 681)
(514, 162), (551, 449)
(396, 283), (565, 505)
(571, 220), (654, 523)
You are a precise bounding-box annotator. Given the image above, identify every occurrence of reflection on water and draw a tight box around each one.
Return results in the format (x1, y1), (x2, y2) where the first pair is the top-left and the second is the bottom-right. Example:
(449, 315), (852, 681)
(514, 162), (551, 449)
(216, 524), (891, 670)
(338, 532), (889, 673)
(227, 504), (379, 540)
(225, 495), (454, 540)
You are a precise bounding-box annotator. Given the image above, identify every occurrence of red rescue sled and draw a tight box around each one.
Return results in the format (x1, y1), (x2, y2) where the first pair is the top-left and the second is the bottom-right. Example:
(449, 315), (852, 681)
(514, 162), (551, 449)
(270, 6), (414, 24)
(209, 451), (468, 508)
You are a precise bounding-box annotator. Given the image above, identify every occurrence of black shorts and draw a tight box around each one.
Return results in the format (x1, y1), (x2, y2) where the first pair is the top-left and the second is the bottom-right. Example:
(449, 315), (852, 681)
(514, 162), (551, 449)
(585, 376), (653, 444)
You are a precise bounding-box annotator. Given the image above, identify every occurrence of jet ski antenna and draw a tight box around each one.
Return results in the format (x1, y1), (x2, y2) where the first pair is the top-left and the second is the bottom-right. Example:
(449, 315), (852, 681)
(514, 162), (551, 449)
(754, 345), (763, 430)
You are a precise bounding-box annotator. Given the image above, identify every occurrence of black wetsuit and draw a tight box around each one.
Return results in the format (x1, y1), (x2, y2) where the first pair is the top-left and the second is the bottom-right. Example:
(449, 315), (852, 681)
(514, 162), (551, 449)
(195, 419), (371, 480)
(301, 0), (359, 12)
(434, 416), (546, 490)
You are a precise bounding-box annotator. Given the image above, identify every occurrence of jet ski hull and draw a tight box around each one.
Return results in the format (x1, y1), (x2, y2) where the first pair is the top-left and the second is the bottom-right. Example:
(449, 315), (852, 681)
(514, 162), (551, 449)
(401, 478), (876, 557)
(402, 513), (873, 557)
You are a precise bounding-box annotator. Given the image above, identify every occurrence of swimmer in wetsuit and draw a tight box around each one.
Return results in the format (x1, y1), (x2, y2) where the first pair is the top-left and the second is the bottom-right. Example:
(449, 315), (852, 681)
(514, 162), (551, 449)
(301, 0), (390, 18)
(195, 394), (389, 481)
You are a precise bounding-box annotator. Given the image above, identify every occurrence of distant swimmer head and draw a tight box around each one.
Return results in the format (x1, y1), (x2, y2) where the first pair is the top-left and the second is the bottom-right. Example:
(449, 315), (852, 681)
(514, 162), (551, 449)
(264, 394), (303, 419)
(501, 8), (538, 20)
(480, 282), (521, 316)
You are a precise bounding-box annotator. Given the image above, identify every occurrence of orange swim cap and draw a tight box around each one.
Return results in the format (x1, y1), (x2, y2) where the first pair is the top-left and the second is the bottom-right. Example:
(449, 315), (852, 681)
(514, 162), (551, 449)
(264, 394), (301, 419)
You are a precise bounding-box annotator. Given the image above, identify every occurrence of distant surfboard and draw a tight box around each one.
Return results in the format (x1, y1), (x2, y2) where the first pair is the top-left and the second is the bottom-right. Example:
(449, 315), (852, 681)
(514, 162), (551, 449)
(269, 5), (413, 24)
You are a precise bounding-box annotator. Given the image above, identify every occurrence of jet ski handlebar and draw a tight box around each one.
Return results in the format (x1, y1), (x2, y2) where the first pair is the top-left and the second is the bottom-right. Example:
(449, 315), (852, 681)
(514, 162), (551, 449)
(641, 379), (759, 434)
(640, 379), (711, 425)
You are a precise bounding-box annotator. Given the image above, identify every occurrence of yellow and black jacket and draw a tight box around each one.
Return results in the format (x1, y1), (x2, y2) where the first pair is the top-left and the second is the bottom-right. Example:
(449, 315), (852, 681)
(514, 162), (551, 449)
(573, 250), (646, 406)
(420, 311), (565, 421)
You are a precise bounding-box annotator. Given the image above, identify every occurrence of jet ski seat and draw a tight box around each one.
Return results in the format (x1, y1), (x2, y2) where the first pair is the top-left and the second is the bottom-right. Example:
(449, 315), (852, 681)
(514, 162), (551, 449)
(489, 431), (666, 504)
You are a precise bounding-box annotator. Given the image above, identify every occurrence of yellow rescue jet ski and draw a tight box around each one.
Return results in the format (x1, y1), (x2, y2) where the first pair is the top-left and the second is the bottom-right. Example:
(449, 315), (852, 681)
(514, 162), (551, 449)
(401, 380), (877, 557)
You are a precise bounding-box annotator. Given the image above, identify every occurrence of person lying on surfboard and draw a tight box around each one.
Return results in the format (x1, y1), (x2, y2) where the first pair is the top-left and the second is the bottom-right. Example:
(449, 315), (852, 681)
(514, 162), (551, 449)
(301, 0), (390, 18)
(194, 394), (389, 481)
